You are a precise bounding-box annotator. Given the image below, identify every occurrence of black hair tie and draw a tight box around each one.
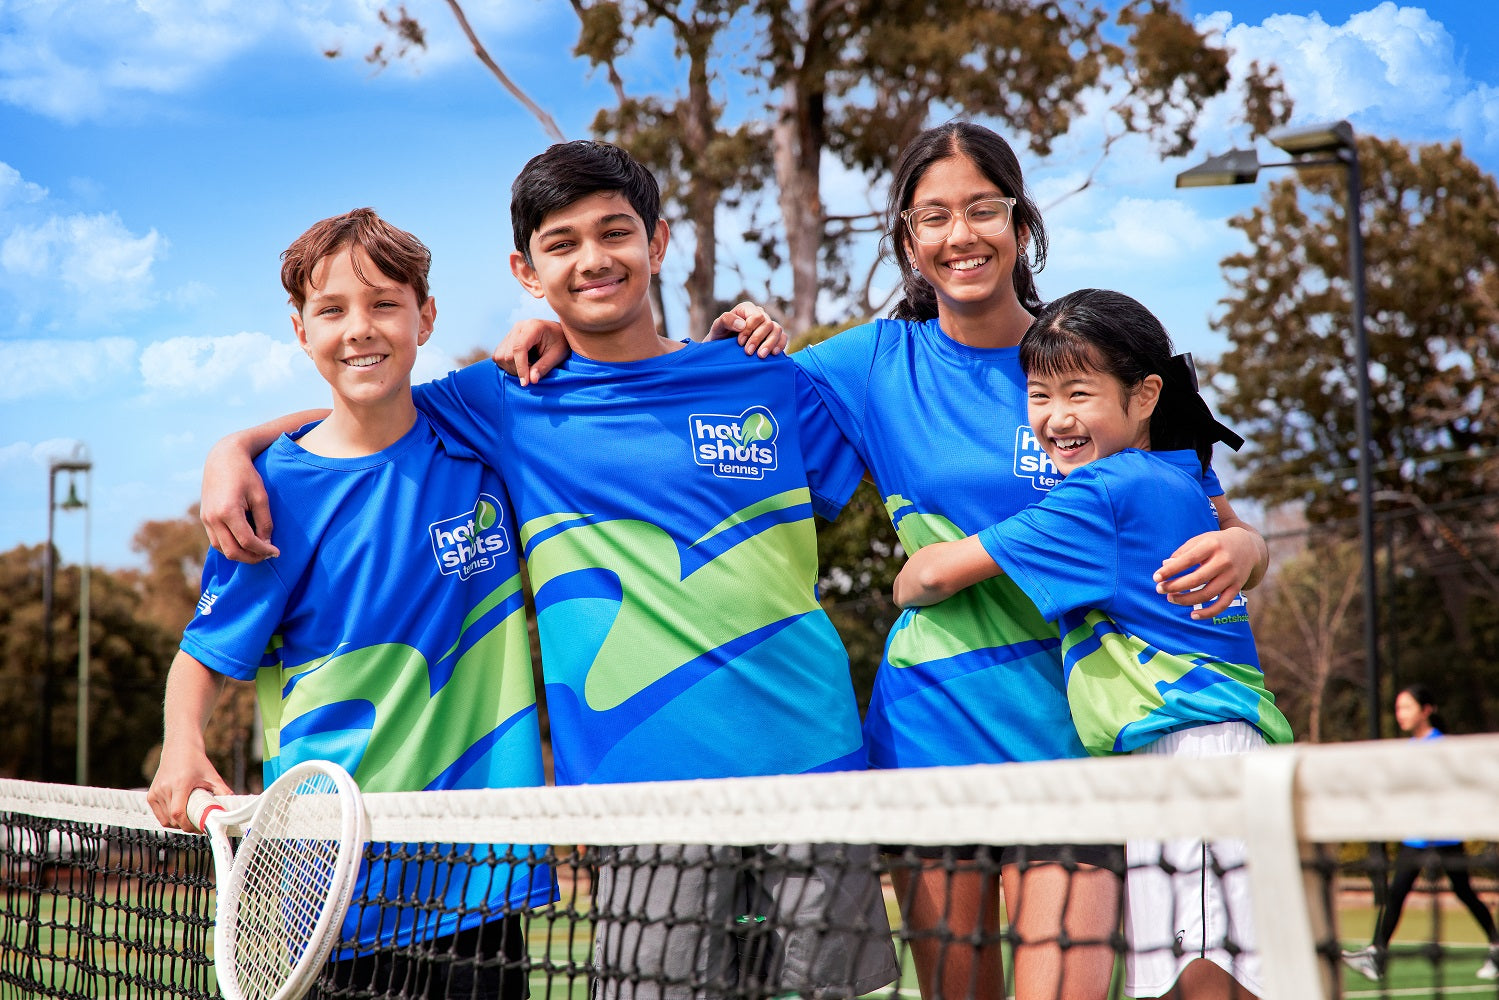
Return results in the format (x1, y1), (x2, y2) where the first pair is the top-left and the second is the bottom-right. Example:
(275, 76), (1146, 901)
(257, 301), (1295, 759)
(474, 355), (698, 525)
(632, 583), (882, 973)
(1167, 353), (1245, 452)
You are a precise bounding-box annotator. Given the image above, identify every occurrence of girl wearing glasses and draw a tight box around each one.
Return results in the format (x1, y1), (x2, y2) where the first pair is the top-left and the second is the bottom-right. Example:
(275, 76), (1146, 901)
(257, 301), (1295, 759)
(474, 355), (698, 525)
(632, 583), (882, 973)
(787, 122), (1270, 1000)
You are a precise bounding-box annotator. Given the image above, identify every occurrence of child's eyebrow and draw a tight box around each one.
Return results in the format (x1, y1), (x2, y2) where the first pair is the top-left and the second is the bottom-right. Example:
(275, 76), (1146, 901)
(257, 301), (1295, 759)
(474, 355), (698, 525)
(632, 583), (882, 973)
(537, 212), (640, 242)
(910, 189), (1004, 208)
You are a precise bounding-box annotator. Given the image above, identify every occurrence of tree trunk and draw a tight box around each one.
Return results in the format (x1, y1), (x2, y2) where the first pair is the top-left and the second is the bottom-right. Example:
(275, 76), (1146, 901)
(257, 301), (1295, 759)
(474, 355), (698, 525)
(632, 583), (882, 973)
(681, 31), (718, 340)
(772, 77), (825, 335)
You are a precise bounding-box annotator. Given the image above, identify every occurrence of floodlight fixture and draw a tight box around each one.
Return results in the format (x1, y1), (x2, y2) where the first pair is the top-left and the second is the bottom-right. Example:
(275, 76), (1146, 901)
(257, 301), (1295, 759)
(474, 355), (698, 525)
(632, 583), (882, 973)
(1173, 149), (1262, 188)
(1268, 119), (1355, 156)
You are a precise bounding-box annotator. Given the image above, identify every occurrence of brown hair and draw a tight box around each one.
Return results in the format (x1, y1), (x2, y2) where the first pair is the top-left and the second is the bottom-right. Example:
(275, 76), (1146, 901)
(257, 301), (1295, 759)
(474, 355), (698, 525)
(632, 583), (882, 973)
(280, 207), (432, 312)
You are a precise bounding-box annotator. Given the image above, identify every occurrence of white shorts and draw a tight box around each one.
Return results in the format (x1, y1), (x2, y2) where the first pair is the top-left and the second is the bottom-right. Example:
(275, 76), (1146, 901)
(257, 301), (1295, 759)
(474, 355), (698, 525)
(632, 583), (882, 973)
(1124, 721), (1266, 999)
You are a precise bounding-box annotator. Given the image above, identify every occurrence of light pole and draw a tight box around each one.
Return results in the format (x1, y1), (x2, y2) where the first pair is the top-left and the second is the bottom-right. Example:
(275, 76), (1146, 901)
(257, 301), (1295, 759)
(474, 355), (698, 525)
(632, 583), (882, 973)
(42, 444), (92, 784)
(1176, 120), (1380, 741)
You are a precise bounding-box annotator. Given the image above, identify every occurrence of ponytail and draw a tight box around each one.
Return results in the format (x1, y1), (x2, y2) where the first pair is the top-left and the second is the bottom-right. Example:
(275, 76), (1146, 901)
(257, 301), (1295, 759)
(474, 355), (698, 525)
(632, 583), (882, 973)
(1153, 353), (1244, 473)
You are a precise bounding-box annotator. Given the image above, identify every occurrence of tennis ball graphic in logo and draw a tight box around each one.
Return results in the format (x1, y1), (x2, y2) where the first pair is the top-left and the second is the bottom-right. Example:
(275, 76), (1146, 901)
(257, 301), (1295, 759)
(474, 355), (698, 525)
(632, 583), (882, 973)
(739, 411), (775, 446)
(474, 498), (499, 531)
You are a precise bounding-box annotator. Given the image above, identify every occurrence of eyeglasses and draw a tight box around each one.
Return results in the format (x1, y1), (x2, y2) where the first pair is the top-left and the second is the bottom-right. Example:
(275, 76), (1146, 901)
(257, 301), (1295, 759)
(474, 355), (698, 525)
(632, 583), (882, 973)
(900, 197), (1017, 244)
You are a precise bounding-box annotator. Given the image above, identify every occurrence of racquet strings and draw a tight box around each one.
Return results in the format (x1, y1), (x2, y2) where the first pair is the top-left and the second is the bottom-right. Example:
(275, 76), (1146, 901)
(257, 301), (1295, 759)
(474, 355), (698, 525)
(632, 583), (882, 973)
(225, 768), (351, 1000)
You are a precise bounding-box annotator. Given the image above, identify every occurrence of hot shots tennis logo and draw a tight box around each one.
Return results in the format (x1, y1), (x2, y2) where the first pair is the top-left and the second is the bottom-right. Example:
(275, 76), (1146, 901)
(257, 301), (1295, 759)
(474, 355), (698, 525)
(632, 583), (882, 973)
(429, 493), (511, 579)
(690, 405), (780, 479)
(1014, 425), (1063, 491)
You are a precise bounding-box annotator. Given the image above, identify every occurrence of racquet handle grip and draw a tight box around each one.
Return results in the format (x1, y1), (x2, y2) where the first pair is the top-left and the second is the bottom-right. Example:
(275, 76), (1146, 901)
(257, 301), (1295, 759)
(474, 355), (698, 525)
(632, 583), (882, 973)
(186, 789), (223, 834)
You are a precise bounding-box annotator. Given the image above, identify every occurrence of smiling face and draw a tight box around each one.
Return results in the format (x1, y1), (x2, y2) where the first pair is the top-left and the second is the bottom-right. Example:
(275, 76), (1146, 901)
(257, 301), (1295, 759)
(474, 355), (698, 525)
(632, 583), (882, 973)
(1026, 360), (1159, 475)
(902, 153), (1027, 320)
(292, 244), (433, 415)
(509, 190), (667, 356)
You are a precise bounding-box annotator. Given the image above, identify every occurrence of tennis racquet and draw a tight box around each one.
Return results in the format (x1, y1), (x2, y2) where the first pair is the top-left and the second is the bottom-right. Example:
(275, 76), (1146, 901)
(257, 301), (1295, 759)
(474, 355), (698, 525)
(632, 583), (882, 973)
(188, 760), (369, 1000)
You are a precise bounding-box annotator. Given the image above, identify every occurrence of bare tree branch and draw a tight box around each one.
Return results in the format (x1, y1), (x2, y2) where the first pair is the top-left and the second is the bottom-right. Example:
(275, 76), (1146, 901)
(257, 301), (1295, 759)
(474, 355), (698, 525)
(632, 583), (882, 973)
(442, 0), (567, 142)
(567, 0), (630, 105)
(1040, 129), (1125, 213)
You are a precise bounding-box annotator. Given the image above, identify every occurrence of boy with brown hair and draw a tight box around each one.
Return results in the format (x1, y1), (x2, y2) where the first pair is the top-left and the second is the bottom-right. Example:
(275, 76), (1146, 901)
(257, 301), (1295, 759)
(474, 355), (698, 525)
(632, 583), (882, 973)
(150, 208), (552, 999)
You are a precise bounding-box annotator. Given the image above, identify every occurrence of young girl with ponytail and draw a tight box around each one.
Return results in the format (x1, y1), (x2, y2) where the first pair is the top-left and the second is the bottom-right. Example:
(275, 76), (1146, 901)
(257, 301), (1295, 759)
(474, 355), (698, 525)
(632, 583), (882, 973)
(894, 287), (1292, 1000)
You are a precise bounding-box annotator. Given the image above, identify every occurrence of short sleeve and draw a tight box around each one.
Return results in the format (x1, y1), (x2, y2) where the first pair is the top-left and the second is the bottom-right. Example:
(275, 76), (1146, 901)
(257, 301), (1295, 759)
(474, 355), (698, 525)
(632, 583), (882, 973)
(793, 363), (867, 522)
(976, 468), (1121, 620)
(413, 363), (507, 462)
(178, 549), (291, 681)
(792, 323), (879, 452)
(1200, 462), (1223, 497)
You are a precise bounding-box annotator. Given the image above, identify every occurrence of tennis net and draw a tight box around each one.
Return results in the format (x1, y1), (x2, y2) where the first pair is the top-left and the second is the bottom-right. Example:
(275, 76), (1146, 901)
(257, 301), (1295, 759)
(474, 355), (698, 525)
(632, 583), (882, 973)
(3, 735), (1498, 1000)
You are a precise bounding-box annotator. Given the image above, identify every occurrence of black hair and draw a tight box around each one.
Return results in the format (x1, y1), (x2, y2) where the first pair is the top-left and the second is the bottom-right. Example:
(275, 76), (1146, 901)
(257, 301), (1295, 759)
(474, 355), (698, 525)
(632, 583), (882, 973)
(1019, 288), (1242, 473)
(510, 140), (661, 264)
(1399, 683), (1448, 732)
(885, 121), (1048, 321)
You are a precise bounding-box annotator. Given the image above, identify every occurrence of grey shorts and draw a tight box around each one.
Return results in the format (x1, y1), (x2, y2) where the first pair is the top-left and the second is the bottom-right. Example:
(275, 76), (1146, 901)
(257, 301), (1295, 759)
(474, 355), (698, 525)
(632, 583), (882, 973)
(590, 843), (899, 1000)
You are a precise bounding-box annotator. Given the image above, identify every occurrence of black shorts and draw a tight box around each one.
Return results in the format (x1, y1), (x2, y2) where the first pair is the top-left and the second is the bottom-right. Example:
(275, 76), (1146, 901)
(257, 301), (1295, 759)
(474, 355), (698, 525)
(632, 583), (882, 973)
(316, 914), (528, 1000)
(884, 843), (1125, 875)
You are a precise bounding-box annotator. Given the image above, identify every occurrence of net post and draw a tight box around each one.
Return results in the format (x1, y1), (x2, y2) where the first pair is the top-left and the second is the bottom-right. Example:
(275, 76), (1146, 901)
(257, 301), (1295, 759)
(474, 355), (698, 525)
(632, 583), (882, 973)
(1241, 748), (1332, 999)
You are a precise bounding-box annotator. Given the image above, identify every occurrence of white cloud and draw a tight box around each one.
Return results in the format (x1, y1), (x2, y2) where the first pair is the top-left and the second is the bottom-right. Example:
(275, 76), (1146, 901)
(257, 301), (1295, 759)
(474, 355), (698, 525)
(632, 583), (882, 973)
(0, 0), (278, 122)
(1, 211), (165, 319)
(1203, 3), (1499, 150)
(0, 163), (48, 210)
(0, 338), (139, 401)
(0, 442), (37, 468)
(138, 331), (307, 395)
(0, 1), (548, 121)
(1058, 198), (1218, 264)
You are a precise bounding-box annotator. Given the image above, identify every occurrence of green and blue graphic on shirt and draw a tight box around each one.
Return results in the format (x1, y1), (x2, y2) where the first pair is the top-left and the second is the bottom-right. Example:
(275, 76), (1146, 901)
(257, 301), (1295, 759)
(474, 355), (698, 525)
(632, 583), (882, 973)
(796, 320), (1226, 767)
(181, 416), (553, 956)
(978, 449), (1291, 755)
(415, 341), (869, 785)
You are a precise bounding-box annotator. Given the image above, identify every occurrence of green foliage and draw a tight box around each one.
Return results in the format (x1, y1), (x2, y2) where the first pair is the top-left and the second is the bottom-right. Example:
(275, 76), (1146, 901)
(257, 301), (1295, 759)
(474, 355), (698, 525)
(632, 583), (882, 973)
(1213, 137), (1499, 523)
(0, 544), (177, 786)
(1213, 137), (1499, 736)
(563, 0), (1287, 332)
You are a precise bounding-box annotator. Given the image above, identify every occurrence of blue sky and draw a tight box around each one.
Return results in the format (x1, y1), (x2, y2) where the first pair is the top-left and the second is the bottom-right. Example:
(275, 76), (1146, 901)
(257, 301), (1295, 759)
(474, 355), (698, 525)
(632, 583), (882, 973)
(2, 0), (1497, 570)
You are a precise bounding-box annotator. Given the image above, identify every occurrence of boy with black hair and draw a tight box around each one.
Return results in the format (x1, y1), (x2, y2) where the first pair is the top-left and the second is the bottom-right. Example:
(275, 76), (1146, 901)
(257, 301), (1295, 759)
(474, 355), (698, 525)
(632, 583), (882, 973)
(152, 208), (553, 1000)
(202, 143), (898, 1000)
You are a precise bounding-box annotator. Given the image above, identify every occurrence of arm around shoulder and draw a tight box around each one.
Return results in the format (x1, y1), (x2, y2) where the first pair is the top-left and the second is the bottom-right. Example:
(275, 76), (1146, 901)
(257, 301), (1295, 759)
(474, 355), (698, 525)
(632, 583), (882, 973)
(201, 409), (325, 563)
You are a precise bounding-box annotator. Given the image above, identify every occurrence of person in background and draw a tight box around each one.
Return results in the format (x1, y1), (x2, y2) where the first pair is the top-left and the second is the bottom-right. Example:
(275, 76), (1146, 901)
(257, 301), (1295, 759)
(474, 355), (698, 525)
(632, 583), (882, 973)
(1342, 684), (1499, 982)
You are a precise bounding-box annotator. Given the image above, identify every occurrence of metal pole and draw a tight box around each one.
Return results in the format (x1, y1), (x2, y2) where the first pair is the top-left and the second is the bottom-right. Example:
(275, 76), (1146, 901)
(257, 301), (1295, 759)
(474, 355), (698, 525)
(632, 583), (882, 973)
(1344, 143), (1381, 741)
(76, 468), (91, 786)
(40, 468), (56, 781)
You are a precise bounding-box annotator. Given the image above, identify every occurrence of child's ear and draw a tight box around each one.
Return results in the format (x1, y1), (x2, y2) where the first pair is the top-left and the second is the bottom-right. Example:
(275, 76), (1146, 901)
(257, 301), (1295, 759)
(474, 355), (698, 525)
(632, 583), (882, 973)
(291, 311), (310, 355)
(417, 297), (436, 347)
(1133, 373), (1163, 419)
(648, 220), (670, 275)
(510, 251), (546, 299)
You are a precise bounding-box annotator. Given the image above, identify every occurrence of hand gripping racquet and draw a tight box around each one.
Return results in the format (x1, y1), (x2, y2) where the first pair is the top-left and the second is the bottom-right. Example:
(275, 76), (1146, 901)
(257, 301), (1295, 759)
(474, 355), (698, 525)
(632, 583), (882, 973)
(188, 760), (369, 1000)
